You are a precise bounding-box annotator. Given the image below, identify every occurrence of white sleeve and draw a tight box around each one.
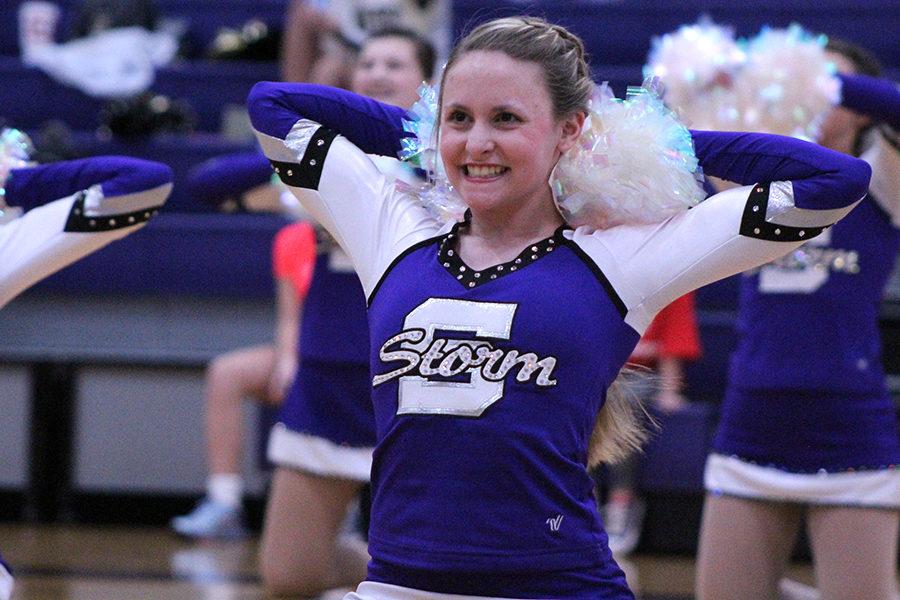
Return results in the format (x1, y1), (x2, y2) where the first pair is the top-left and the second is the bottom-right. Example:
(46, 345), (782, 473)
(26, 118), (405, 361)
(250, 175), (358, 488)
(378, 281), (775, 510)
(255, 118), (441, 298)
(0, 182), (170, 309)
(573, 181), (860, 333)
(862, 133), (900, 227)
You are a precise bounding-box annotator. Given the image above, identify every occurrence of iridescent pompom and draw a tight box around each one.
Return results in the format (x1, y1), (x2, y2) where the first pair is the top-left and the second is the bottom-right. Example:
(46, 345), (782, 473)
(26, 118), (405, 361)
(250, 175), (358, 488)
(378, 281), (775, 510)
(397, 84), (465, 223)
(644, 19), (745, 130)
(0, 128), (35, 194)
(551, 80), (707, 230)
(739, 24), (840, 140)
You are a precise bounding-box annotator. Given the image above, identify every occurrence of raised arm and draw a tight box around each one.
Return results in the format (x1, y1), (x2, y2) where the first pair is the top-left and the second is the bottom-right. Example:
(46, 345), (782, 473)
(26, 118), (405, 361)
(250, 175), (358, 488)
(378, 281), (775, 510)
(577, 130), (871, 332)
(5, 157), (172, 212)
(185, 151), (274, 208)
(247, 82), (437, 298)
(832, 73), (900, 224)
(248, 82), (408, 156)
(837, 73), (900, 130)
(0, 156), (173, 308)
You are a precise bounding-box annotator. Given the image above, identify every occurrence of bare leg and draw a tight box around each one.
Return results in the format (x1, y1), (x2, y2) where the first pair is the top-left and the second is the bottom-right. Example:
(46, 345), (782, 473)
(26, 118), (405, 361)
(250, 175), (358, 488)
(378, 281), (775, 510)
(807, 505), (899, 600)
(697, 494), (804, 600)
(205, 345), (278, 476)
(260, 467), (368, 597)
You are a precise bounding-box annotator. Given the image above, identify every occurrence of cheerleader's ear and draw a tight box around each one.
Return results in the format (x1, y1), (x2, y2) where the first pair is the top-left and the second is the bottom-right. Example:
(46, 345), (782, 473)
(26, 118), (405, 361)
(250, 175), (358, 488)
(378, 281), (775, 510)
(557, 110), (586, 154)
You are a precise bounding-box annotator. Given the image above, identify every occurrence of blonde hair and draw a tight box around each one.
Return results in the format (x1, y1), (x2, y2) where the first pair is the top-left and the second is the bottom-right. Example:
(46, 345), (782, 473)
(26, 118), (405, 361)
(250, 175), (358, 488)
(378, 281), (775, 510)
(438, 16), (593, 120)
(588, 366), (659, 467)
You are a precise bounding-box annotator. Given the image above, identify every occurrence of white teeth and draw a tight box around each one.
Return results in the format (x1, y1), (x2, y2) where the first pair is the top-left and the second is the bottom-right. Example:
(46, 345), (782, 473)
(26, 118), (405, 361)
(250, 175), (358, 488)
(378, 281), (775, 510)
(467, 165), (504, 178)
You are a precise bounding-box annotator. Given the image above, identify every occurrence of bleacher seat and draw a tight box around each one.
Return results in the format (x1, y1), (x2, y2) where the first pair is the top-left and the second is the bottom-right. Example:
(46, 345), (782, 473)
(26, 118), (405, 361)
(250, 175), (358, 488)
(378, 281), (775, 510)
(31, 212), (288, 298)
(1, 57), (279, 133)
(1, 0), (289, 58)
(452, 0), (899, 70)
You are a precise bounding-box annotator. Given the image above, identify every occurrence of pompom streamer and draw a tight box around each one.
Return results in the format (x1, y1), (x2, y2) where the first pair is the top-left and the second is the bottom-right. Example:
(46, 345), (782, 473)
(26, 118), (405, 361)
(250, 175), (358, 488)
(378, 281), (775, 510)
(551, 80), (707, 229)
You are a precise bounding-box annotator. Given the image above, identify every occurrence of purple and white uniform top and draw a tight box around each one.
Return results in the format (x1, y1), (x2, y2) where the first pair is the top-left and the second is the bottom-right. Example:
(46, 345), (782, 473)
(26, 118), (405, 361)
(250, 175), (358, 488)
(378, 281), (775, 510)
(249, 83), (869, 599)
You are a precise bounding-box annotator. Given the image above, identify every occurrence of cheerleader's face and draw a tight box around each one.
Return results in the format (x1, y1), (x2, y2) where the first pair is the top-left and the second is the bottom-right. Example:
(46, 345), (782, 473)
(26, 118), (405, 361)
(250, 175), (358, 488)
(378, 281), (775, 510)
(352, 36), (424, 109)
(439, 51), (582, 217)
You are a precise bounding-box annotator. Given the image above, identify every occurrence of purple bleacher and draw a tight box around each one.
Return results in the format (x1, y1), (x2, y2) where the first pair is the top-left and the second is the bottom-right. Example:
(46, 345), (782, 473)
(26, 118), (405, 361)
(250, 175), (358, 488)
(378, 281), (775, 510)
(1, 0), (288, 57)
(0, 57), (279, 133)
(31, 212), (288, 298)
(452, 1), (899, 69)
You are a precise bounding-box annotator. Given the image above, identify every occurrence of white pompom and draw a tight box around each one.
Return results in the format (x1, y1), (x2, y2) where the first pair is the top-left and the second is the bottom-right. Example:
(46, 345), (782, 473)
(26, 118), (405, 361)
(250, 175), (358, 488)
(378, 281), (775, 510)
(551, 82), (707, 230)
(644, 20), (745, 130)
(739, 24), (841, 140)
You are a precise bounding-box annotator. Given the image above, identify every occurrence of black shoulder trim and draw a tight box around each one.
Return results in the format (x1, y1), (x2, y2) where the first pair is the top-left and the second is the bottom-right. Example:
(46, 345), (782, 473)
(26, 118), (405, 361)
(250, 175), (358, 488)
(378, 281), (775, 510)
(561, 237), (627, 319)
(367, 234), (445, 307)
(269, 126), (338, 190)
(64, 191), (161, 232)
(739, 182), (827, 242)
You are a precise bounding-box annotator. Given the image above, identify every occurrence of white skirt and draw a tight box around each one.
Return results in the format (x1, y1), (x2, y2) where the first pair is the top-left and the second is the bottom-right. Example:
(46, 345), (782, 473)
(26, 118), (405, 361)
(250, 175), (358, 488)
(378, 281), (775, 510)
(344, 582), (526, 600)
(704, 453), (900, 509)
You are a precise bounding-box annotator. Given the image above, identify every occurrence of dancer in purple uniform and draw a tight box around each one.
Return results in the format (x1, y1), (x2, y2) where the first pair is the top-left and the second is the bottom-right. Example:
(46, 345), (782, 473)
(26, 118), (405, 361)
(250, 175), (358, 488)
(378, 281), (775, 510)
(248, 16), (870, 599)
(0, 148), (172, 308)
(175, 28), (435, 597)
(0, 147), (171, 600)
(697, 40), (900, 600)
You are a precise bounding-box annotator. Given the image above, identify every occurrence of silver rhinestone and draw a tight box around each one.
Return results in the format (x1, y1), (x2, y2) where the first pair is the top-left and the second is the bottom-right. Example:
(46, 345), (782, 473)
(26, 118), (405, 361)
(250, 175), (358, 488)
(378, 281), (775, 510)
(448, 250), (454, 256)
(145, 212), (150, 218)
(89, 219), (96, 227)
(752, 205), (759, 212)
(443, 262), (450, 267)
(474, 273), (481, 278)
(497, 265), (504, 271)
(468, 282), (475, 287)
(547, 247), (553, 251)
(274, 167), (280, 173)
(108, 218), (116, 226)
(531, 246), (538, 252)
(309, 159), (317, 166)
(317, 139), (324, 146)
(74, 208), (81, 215)
(457, 274), (463, 280)
(549, 238), (555, 244)
(753, 227), (761, 234)
(510, 266), (517, 271)
(774, 228), (781, 235)
(531, 254), (538, 260)
(515, 258), (522, 264)
(490, 274), (497, 279)
(287, 169), (293, 176)
(459, 266), (466, 272)
(799, 230), (805, 237)
(128, 216), (135, 223)
(756, 187), (763, 192)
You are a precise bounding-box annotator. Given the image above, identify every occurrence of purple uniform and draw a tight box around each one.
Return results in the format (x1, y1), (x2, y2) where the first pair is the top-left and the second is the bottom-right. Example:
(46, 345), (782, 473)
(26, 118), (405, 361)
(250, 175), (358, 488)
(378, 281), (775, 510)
(0, 157), (172, 307)
(268, 245), (375, 480)
(248, 83), (869, 599)
(707, 75), (900, 508)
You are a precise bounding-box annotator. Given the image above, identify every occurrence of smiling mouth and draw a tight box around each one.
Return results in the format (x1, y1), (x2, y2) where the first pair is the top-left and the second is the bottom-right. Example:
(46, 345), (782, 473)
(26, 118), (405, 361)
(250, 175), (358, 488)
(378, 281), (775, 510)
(464, 165), (509, 178)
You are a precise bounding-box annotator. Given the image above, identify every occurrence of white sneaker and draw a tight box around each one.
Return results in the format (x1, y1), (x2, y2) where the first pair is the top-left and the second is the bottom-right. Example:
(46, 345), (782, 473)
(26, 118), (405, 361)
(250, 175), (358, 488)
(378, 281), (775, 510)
(602, 498), (645, 556)
(170, 498), (248, 540)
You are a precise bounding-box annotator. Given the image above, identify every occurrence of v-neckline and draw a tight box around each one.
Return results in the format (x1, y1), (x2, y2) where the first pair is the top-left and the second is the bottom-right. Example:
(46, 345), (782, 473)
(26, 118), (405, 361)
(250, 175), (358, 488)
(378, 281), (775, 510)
(438, 214), (566, 289)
